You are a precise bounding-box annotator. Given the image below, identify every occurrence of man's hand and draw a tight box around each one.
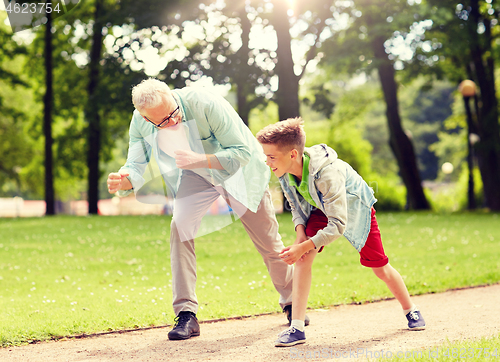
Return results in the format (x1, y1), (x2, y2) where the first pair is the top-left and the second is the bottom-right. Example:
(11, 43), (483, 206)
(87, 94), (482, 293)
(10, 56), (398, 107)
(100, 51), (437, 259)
(107, 172), (130, 194)
(174, 150), (204, 169)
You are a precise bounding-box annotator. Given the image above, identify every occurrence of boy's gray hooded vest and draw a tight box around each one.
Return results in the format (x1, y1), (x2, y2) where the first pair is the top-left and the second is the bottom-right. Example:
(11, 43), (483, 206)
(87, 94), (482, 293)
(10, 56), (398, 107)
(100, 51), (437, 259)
(279, 144), (377, 251)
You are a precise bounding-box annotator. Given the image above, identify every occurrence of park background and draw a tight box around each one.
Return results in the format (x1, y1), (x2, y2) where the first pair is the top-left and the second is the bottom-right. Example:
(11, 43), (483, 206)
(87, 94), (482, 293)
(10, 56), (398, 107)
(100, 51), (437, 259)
(1, 0), (500, 353)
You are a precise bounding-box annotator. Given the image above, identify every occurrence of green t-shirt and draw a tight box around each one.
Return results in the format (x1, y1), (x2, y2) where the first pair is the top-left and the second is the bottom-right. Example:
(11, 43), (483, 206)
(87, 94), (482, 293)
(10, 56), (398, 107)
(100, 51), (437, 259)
(288, 154), (317, 208)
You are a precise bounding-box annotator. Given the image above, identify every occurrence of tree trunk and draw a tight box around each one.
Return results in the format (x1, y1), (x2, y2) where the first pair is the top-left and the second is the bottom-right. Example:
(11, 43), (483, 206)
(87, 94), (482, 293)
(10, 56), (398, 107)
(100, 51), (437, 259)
(467, 0), (500, 210)
(234, 7), (251, 127)
(271, 0), (300, 121)
(269, 0), (301, 212)
(372, 37), (430, 210)
(86, 0), (104, 215)
(463, 95), (476, 210)
(44, 1), (54, 215)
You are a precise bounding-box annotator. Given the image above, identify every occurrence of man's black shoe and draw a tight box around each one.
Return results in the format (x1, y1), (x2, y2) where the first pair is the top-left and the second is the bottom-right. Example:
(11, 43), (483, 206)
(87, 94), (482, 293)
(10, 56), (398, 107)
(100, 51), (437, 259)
(168, 311), (200, 340)
(283, 305), (310, 326)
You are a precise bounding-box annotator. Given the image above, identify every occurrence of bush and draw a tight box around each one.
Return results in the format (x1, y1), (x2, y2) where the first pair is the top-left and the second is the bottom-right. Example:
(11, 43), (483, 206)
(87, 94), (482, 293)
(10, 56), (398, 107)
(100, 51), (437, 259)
(429, 167), (484, 212)
(367, 173), (406, 211)
(327, 121), (373, 178)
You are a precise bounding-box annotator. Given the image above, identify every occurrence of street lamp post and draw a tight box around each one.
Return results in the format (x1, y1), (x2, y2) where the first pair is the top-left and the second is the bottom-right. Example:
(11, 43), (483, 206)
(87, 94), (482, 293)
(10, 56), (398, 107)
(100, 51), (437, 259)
(458, 80), (478, 210)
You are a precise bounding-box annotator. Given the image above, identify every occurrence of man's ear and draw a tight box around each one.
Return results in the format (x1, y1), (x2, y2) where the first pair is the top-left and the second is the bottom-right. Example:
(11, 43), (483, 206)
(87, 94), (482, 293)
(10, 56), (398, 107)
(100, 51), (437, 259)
(290, 148), (299, 160)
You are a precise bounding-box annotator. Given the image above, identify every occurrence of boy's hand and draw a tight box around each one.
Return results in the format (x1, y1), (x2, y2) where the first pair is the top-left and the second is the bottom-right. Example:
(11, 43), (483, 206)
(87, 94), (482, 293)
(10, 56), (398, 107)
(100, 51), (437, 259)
(294, 234), (309, 246)
(280, 244), (306, 265)
(292, 228), (309, 262)
(280, 239), (315, 265)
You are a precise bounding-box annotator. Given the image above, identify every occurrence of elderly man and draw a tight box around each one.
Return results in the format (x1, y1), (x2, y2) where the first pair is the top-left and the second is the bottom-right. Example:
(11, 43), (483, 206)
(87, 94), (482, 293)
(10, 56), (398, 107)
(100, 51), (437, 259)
(107, 78), (295, 340)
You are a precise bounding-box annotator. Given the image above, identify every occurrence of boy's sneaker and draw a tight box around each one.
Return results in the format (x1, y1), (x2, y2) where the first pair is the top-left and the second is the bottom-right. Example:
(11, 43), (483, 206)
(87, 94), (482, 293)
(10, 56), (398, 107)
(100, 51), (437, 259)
(283, 305), (310, 326)
(275, 327), (306, 347)
(406, 309), (426, 330)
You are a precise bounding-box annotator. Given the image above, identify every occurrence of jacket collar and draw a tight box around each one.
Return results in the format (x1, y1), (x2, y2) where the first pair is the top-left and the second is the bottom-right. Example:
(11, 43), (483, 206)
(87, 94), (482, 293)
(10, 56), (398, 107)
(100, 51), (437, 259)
(304, 144), (338, 177)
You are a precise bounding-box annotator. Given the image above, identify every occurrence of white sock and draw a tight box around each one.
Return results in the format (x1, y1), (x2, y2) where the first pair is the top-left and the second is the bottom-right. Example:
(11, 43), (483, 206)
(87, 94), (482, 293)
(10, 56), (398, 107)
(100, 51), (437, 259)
(291, 319), (305, 332)
(403, 304), (418, 315)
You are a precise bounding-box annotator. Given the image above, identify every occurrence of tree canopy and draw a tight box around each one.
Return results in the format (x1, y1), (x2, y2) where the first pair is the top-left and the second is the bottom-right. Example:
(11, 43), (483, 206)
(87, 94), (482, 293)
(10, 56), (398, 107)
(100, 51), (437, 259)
(2, 0), (500, 212)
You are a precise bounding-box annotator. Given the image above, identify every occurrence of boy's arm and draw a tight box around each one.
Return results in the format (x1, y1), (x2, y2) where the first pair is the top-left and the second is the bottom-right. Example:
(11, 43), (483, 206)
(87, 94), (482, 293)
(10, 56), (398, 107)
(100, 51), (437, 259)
(282, 185), (307, 229)
(280, 238), (316, 265)
(279, 225), (316, 265)
(294, 224), (307, 243)
(308, 167), (348, 249)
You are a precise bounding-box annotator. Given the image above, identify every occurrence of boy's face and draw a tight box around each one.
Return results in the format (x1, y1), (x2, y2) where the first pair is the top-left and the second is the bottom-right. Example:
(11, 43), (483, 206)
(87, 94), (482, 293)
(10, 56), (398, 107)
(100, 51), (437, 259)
(261, 143), (295, 178)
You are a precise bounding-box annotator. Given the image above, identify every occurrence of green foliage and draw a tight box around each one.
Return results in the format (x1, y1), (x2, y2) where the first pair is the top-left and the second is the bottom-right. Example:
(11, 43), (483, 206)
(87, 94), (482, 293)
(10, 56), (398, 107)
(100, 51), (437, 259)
(0, 1), (180, 200)
(328, 121), (373, 178)
(368, 173), (406, 211)
(407, 0), (500, 211)
(356, 78), (401, 177)
(406, 0), (499, 84)
(428, 88), (469, 186)
(303, 76), (407, 210)
(248, 101), (279, 135)
(0, 13), (42, 199)
(249, 77), (405, 211)
(1, 0), (494, 214)
(320, 0), (419, 75)
(326, 85), (379, 178)
(1, 212), (500, 346)
(429, 167), (484, 213)
(302, 83), (336, 119)
(249, 89), (374, 179)
(399, 78), (455, 180)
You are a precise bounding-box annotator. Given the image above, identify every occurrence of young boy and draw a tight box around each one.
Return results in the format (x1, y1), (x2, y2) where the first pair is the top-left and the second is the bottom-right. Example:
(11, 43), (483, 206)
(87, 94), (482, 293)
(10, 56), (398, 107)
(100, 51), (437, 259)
(256, 117), (425, 347)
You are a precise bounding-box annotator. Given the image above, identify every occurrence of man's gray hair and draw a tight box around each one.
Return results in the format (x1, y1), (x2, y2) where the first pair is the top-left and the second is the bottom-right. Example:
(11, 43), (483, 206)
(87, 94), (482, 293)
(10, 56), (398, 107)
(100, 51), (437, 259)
(132, 78), (171, 112)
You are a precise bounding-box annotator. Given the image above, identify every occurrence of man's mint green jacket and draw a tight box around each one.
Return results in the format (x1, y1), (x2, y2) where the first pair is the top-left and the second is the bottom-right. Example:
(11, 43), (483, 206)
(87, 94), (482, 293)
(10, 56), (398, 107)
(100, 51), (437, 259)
(118, 87), (270, 213)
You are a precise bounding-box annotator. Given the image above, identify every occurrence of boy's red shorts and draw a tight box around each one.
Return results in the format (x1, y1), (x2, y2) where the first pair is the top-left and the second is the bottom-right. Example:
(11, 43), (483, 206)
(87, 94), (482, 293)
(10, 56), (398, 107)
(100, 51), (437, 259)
(304, 207), (389, 268)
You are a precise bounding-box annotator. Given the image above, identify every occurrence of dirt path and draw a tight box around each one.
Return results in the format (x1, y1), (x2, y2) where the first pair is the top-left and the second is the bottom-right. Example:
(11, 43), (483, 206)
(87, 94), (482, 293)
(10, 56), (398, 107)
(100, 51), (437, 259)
(1, 284), (499, 362)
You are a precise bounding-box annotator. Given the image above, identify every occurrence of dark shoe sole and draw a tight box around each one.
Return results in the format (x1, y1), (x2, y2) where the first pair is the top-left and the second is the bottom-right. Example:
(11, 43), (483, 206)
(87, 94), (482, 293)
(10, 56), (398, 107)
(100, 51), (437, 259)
(168, 331), (200, 340)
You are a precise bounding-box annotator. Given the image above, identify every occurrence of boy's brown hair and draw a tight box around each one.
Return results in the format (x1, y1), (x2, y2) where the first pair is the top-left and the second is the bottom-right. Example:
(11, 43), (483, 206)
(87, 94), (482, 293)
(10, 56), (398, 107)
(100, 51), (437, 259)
(256, 117), (306, 155)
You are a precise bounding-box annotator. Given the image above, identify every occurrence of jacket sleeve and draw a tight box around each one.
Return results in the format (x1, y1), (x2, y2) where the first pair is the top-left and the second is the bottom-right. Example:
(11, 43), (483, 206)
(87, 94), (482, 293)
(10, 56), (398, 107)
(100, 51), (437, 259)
(284, 189), (307, 229)
(279, 177), (307, 228)
(309, 165), (347, 249)
(204, 94), (252, 175)
(117, 116), (151, 197)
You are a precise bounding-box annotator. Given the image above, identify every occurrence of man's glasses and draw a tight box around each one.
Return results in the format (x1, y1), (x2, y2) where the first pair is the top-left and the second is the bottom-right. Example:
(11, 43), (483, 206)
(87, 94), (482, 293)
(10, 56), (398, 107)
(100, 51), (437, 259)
(143, 96), (180, 128)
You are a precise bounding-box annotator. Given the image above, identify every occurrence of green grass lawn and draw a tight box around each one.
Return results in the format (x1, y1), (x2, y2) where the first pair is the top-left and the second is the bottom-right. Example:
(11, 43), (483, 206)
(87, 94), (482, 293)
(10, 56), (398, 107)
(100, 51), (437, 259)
(386, 334), (500, 361)
(0, 212), (499, 347)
